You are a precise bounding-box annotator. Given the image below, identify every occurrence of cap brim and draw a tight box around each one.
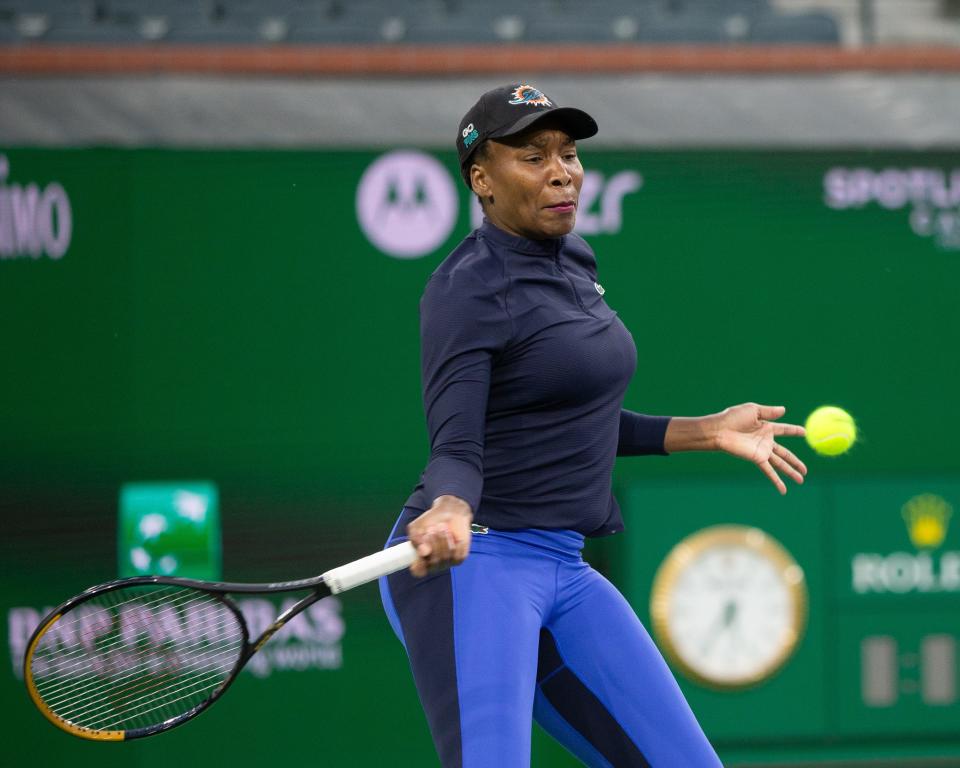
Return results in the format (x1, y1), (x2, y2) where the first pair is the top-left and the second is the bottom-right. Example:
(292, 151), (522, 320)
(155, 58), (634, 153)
(489, 106), (598, 142)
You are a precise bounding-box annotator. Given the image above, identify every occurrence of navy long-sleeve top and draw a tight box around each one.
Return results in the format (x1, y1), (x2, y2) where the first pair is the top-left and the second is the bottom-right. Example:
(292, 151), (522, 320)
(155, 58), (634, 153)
(402, 219), (671, 537)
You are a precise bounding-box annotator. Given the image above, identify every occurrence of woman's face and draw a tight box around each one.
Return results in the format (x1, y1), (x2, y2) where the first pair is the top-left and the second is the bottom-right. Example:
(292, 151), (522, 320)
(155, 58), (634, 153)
(471, 124), (584, 240)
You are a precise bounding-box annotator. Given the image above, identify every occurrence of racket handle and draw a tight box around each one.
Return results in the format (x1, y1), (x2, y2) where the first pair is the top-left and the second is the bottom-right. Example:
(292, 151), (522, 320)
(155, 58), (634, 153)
(322, 541), (417, 594)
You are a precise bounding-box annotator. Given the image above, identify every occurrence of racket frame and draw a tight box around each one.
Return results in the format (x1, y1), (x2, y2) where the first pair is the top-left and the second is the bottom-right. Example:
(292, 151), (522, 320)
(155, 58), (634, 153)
(24, 539), (416, 740)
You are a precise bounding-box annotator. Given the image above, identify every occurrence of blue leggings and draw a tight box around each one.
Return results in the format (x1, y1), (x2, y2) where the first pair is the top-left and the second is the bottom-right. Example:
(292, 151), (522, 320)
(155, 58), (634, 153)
(379, 519), (721, 767)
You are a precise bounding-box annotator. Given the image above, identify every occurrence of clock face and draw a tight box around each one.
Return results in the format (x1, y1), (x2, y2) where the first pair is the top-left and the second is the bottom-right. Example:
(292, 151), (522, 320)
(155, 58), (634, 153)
(650, 526), (807, 689)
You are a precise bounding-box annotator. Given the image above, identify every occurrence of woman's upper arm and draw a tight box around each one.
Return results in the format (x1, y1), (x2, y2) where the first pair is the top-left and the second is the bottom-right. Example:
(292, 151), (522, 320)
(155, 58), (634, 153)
(418, 270), (511, 511)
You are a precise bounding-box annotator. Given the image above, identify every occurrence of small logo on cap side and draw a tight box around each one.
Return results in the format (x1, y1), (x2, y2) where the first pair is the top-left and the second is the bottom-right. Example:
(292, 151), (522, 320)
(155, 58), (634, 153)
(508, 85), (552, 107)
(462, 123), (480, 147)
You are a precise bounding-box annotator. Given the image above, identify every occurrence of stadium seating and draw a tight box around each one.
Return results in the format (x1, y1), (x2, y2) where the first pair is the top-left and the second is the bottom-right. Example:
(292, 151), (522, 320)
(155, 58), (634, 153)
(0, 0), (843, 45)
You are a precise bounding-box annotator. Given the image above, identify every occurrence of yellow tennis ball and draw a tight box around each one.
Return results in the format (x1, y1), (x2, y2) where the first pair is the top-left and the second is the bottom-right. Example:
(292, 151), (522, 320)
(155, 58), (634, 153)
(805, 406), (856, 456)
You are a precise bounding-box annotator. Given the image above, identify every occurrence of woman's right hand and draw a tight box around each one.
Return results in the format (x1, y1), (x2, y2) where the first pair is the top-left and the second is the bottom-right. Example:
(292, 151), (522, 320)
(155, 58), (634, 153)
(407, 495), (473, 577)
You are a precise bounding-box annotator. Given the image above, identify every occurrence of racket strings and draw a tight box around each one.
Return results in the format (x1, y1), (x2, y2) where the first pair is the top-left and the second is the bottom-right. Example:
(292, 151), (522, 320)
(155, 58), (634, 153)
(35, 589), (239, 700)
(31, 586), (239, 685)
(80, 656), (240, 729)
(84, 679), (223, 731)
(68, 654), (238, 731)
(43, 620), (242, 719)
(55, 658), (237, 732)
(41, 604), (243, 708)
(29, 584), (246, 733)
(38, 626), (239, 710)
(32, 589), (242, 729)
(38, 587), (223, 665)
(34, 593), (239, 707)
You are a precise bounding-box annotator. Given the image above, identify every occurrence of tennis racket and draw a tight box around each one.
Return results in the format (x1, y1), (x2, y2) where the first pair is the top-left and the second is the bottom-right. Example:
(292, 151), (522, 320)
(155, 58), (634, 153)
(24, 540), (416, 741)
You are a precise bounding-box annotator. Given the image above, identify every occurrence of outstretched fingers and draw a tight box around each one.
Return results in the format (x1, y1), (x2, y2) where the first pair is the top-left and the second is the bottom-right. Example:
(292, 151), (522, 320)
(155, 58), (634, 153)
(774, 442), (808, 478)
(758, 460), (787, 495)
(757, 404), (787, 421)
(771, 451), (804, 485)
(743, 404), (810, 494)
(772, 422), (806, 438)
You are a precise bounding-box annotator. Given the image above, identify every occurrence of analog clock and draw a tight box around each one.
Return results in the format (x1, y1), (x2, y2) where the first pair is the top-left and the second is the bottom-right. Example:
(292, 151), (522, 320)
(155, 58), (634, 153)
(650, 525), (807, 689)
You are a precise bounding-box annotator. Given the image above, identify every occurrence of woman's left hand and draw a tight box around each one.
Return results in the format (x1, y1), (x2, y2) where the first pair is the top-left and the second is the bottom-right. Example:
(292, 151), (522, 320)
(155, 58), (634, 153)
(713, 403), (807, 494)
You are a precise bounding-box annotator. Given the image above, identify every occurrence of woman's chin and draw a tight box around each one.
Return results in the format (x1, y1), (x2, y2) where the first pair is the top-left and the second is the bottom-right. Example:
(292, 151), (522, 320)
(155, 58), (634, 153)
(540, 213), (577, 238)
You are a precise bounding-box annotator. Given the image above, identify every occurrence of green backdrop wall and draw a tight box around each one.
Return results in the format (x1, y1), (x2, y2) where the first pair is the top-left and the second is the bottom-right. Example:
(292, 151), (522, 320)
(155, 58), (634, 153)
(2, 147), (958, 766)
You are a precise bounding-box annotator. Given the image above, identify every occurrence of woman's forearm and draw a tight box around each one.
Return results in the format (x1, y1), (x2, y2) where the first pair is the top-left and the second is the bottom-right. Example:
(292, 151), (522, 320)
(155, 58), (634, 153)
(663, 415), (721, 453)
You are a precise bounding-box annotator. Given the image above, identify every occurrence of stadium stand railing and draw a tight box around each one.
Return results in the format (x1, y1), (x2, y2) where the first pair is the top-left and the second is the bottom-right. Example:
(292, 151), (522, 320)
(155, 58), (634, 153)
(1, 0), (959, 74)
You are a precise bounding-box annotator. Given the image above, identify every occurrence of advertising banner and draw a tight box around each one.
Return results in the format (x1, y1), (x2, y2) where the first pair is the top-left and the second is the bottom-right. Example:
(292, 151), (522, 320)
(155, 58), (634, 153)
(2, 147), (959, 766)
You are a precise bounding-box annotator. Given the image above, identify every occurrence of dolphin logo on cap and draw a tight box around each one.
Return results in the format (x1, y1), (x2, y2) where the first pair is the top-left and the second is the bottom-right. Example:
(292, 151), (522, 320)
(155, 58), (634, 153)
(507, 85), (553, 107)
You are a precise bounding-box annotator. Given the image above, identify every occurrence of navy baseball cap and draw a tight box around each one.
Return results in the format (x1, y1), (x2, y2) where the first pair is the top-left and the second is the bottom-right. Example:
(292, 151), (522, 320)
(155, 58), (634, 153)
(457, 83), (598, 186)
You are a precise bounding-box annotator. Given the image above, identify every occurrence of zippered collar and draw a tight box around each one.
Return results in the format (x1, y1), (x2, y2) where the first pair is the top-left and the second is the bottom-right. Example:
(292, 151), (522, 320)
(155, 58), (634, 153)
(478, 218), (564, 257)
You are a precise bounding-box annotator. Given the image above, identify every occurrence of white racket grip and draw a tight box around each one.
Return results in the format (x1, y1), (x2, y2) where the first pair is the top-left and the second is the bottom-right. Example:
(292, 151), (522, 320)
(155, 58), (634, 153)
(321, 541), (417, 594)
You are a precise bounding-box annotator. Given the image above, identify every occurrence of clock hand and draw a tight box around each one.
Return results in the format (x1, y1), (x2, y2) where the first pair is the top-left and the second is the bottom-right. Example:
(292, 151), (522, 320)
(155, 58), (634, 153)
(722, 599), (737, 627)
(700, 600), (738, 657)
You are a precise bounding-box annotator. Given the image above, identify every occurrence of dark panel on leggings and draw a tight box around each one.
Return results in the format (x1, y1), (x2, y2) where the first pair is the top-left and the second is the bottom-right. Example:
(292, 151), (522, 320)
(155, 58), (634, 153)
(387, 567), (463, 767)
(537, 629), (651, 768)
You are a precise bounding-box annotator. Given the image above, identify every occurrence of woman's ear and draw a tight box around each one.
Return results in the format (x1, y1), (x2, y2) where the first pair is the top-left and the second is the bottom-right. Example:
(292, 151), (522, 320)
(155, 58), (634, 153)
(470, 163), (490, 199)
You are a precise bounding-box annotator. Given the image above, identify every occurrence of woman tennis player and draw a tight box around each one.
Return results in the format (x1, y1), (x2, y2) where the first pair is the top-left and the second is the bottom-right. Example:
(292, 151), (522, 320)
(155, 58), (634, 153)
(379, 83), (807, 767)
